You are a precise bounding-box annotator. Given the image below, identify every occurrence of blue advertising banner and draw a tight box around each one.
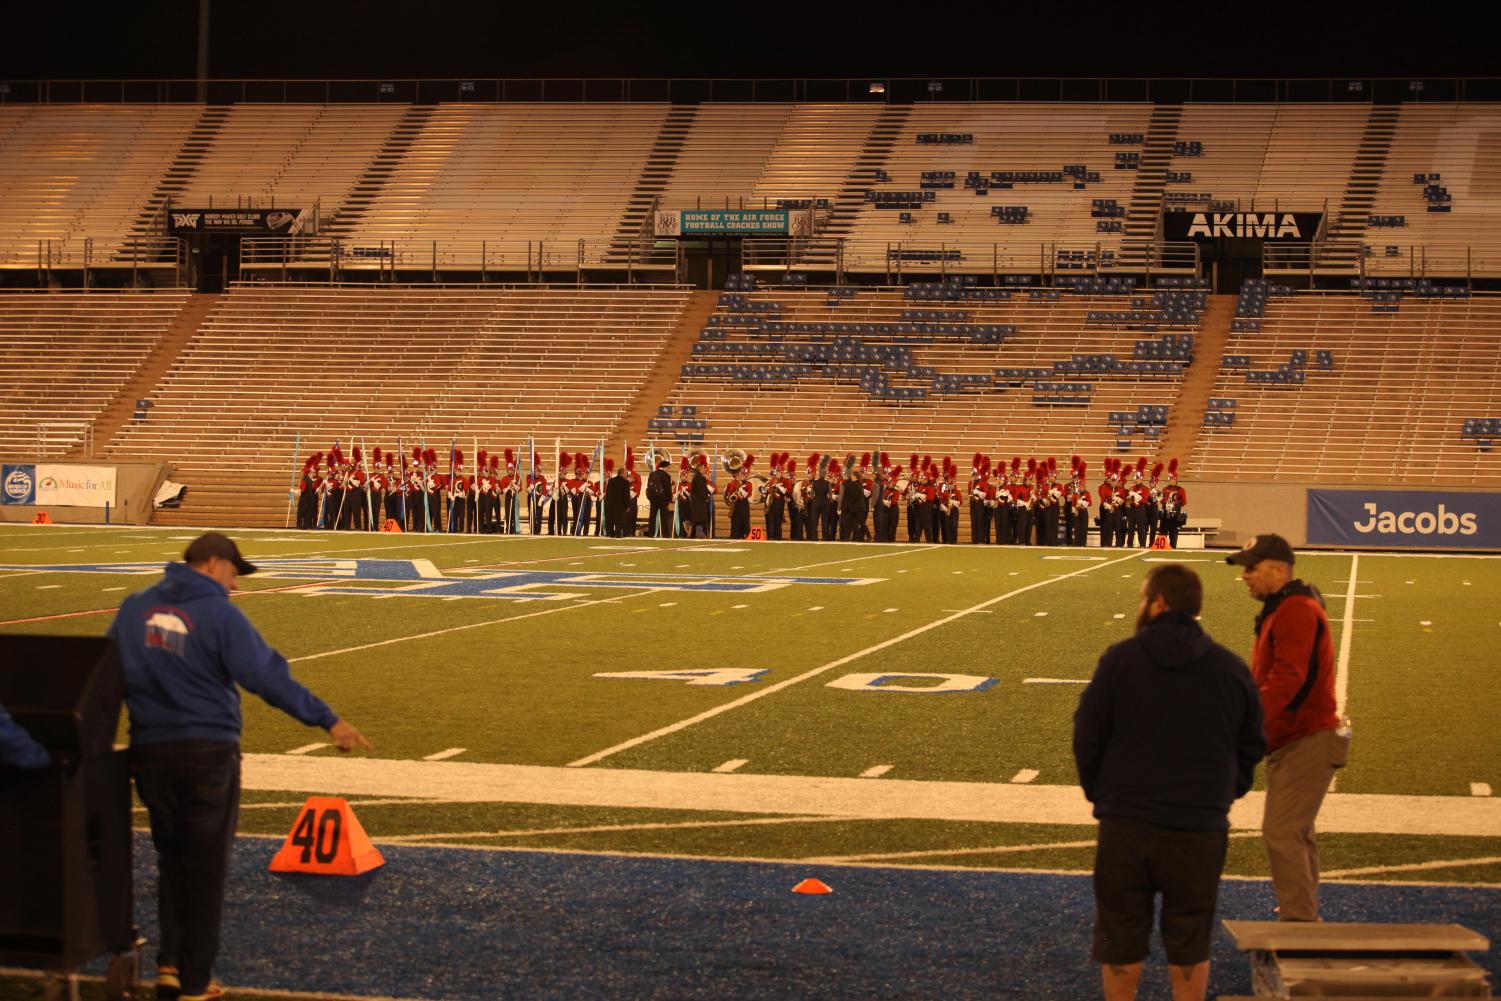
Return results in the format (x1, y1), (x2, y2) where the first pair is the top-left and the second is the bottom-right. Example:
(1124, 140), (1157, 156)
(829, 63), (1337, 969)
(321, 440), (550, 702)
(1307, 489), (1501, 549)
(1, 464), (36, 505)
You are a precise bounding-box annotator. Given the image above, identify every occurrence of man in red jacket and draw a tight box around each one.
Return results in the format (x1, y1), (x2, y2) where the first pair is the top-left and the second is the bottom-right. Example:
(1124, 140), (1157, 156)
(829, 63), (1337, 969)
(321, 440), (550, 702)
(1227, 534), (1350, 921)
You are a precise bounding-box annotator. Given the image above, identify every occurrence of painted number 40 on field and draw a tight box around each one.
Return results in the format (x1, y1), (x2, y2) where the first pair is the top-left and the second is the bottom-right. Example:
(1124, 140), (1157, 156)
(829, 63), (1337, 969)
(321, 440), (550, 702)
(593, 669), (996, 693)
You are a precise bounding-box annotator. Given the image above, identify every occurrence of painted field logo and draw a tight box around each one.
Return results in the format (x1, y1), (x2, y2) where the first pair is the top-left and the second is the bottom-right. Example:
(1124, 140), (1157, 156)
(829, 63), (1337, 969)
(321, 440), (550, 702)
(1352, 502), (1478, 536)
(4, 467), (34, 502)
(0, 558), (880, 602)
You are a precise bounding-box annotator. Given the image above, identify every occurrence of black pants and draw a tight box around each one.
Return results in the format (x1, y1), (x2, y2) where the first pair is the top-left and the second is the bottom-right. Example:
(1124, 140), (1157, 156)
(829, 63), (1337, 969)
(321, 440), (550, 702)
(130, 740), (241, 997)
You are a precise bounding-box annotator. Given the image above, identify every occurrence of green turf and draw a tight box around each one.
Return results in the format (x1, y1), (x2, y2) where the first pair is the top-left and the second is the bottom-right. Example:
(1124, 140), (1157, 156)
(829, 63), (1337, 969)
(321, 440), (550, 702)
(5, 525), (1499, 885)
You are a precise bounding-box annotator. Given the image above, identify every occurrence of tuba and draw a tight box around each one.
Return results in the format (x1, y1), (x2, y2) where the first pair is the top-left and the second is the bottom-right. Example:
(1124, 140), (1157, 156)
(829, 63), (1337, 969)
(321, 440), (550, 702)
(721, 448), (748, 476)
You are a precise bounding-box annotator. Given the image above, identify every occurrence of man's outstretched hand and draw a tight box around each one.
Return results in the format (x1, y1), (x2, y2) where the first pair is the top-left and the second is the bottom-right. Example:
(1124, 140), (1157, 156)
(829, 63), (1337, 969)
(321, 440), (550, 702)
(329, 719), (374, 752)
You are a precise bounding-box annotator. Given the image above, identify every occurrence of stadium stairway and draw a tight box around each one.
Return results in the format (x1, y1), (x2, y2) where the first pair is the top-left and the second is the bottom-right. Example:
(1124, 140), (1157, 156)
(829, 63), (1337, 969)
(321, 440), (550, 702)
(821, 105), (913, 247)
(1119, 103), (1182, 267)
(90, 292), (222, 461)
(1154, 293), (1234, 464)
(609, 289), (721, 457)
(605, 105), (697, 264)
(128, 105), (229, 244)
(319, 104), (438, 240)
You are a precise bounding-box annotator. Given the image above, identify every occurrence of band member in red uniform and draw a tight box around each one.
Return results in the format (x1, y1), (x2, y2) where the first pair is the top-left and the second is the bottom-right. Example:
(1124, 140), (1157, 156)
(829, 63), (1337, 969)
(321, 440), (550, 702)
(941, 459), (961, 544)
(1160, 459), (1188, 548)
(296, 453), (320, 530)
(528, 458), (551, 535)
(1070, 462), (1092, 547)
(726, 455), (753, 540)
(1011, 460), (1034, 546)
(763, 452), (786, 541)
(624, 449), (642, 538)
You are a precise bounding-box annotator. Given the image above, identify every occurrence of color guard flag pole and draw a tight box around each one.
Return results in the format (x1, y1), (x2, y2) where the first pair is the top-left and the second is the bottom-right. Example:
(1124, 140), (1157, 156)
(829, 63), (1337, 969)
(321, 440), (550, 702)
(284, 431), (301, 528)
(419, 435), (431, 532)
(361, 438), (374, 531)
(396, 434), (408, 530)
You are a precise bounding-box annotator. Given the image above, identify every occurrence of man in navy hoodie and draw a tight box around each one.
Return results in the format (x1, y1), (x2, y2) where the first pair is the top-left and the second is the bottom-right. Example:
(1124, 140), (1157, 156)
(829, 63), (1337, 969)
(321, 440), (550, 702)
(1074, 564), (1265, 1001)
(109, 532), (372, 1001)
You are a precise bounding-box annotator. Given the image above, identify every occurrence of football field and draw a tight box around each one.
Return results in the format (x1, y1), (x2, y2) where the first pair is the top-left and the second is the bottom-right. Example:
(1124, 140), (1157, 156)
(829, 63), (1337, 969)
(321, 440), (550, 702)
(3, 523), (1498, 888)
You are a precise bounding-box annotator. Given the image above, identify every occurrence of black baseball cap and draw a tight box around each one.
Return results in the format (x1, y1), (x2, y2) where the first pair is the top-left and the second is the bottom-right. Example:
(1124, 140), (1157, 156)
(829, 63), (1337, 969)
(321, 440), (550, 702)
(1225, 533), (1295, 567)
(183, 532), (257, 575)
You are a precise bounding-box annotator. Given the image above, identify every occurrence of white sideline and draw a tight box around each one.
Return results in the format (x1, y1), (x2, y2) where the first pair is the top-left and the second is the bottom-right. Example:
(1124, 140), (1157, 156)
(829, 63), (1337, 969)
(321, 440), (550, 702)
(564, 549), (1148, 768)
(240, 753), (1501, 837)
(1335, 552), (1358, 716)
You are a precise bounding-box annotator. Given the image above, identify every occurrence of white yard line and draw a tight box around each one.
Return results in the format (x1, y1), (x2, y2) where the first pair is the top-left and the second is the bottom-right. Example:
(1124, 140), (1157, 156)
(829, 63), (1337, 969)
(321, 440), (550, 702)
(565, 550), (1147, 768)
(379, 814), (858, 844)
(241, 755), (1501, 837)
(1321, 855), (1501, 879)
(1335, 553), (1358, 716)
(290, 587), (665, 663)
(811, 830), (1262, 865)
(753, 545), (926, 577)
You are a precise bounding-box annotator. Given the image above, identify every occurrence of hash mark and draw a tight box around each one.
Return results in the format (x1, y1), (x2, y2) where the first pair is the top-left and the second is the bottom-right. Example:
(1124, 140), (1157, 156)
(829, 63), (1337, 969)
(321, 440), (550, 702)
(1034, 611), (1048, 617)
(808, 606), (823, 612)
(285, 743), (328, 755)
(423, 747), (466, 761)
(1010, 769), (1040, 784)
(1471, 783), (1493, 797)
(733, 604), (747, 609)
(860, 765), (893, 779)
(36, 585), (60, 590)
(660, 602), (677, 607)
(1113, 613), (1125, 619)
(712, 759), (748, 773)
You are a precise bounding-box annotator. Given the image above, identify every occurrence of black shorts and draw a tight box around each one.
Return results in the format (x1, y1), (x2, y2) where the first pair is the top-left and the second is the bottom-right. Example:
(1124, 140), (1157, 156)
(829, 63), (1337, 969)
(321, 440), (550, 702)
(1091, 815), (1228, 966)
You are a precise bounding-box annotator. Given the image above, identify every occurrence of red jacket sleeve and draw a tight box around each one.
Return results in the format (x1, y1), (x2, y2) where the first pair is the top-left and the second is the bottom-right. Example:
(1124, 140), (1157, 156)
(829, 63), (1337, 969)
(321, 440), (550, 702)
(1257, 597), (1323, 747)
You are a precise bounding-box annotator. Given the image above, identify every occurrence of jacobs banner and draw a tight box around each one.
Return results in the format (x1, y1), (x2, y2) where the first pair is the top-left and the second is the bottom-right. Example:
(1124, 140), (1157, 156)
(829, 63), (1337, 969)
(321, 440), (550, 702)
(1306, 489), (1500, 550)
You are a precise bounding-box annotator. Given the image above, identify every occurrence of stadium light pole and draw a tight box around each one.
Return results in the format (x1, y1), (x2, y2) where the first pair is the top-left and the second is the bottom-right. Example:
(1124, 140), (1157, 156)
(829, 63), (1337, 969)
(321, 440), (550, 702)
(197, 0), (210, 103)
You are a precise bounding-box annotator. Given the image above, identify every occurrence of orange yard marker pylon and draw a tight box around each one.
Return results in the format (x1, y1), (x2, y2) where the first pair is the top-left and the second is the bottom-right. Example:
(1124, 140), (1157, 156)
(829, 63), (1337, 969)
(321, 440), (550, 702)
(792, 878), (832, 895)
(269, 797), (384, 875)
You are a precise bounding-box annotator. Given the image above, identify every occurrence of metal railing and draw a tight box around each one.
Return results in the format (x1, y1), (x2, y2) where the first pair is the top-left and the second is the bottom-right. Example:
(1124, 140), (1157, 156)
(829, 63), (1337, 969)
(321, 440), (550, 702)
(240, 236), (679, 281)
(0, 235), (187, 285)
(35, 421), (92, 458)
(5, 76), (1500, 106)
(1264, 242), (1497, 281)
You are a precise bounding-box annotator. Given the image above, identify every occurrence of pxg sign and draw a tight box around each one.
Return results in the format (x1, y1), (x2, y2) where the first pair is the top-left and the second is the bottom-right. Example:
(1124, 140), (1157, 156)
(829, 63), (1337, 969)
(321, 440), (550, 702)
(1307, 489), (1500, 549)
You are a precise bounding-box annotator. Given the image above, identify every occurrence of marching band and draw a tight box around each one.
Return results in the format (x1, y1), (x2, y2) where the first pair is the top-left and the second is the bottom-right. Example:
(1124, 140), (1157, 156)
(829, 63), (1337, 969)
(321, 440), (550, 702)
(294, 444), (1189, 546)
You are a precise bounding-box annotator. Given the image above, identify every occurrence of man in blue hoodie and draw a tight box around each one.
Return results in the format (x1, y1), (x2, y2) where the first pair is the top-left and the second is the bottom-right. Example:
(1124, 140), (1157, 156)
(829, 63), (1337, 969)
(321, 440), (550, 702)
(109, 532), (372, 1001)
(1074, 564), (1266, 1001)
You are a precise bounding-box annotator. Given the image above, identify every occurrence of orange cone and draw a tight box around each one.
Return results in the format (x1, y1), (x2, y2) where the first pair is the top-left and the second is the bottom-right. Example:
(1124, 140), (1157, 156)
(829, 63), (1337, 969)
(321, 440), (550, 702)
(268, 796), (384, 875)
(792, 878), (832, 895)
(32, 512), (52, 525)
(380, 518), (403, 533)
(1151, 536), (1171, 550)
(749, 527), (766, 541)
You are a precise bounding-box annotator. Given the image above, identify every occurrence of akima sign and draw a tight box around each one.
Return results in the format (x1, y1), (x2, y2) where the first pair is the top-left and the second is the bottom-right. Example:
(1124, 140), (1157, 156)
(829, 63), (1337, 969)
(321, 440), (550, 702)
(1163, 211), (1321, 242)
(1306, 489), (1500, 549)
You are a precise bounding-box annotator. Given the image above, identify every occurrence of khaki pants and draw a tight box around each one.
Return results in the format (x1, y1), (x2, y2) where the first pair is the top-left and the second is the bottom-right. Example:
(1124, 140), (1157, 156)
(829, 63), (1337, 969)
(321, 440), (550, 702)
(1262, 726), (1351, 921)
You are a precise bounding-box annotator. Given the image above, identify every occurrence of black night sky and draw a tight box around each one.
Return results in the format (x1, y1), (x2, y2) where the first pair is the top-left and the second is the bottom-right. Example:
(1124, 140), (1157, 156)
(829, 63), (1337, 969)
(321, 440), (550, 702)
(4, 1), (1493, 84)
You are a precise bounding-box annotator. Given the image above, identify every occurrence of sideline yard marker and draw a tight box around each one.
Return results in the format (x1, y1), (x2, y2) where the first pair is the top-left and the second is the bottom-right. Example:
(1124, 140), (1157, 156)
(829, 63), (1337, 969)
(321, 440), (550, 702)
(269, 797), (384, 875)
(792, 878), (832, 895)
